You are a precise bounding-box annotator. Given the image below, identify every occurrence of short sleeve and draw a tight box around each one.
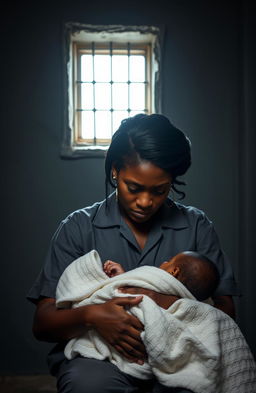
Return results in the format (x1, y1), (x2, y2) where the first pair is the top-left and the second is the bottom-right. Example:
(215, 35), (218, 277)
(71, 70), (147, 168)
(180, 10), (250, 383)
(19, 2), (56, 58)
(27, 212), (93, 303)
(196, 212), (240, 296)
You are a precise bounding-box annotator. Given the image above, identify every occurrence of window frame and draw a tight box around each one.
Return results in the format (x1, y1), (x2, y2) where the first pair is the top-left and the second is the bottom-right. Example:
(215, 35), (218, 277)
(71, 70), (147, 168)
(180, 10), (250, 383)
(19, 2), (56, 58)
(61, 23), (162, 158)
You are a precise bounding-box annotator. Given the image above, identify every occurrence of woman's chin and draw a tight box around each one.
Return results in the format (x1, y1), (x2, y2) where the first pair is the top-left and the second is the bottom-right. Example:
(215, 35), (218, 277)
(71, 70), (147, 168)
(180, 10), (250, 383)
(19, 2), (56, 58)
(129, 210), (153, 223)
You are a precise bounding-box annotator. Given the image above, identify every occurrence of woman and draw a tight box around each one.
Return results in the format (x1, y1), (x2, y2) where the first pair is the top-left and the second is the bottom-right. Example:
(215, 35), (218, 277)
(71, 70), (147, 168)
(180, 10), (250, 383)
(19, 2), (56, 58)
(28, 114), (239, 393)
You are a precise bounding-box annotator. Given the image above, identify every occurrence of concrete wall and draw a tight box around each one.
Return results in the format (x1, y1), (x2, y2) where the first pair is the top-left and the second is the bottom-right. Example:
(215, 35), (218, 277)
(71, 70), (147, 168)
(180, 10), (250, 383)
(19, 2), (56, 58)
(1, 0), (255, 374)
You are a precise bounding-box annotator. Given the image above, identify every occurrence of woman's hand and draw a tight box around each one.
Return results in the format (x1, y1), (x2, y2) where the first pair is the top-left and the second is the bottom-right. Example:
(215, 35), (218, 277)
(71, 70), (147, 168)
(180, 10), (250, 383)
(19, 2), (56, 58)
(86, 296), (146, 364)
(118, 287), (180, 310)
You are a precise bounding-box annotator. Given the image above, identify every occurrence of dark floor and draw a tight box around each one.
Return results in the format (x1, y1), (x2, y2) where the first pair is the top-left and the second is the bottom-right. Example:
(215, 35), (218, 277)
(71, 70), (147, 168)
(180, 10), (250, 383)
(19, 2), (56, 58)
(0, 375), (57, 393)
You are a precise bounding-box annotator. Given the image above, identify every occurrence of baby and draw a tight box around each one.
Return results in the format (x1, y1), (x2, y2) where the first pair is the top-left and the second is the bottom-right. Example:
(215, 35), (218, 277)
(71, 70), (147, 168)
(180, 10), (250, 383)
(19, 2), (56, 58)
(104, 251), (220, 301)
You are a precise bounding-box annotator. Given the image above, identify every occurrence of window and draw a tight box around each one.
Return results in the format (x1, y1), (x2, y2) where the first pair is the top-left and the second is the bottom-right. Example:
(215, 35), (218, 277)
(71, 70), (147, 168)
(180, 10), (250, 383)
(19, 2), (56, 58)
(62, 23), (161, 157)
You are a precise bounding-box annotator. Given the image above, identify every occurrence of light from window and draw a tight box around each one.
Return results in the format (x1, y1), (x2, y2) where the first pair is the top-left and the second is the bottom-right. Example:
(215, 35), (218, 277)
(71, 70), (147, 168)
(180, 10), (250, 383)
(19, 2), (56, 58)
(75, 43), (149, 145)
(62, 24), (161, 157)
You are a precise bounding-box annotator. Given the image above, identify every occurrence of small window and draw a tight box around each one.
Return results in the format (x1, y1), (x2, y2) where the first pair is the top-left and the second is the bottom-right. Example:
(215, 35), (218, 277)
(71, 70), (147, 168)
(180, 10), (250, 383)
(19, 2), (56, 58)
(62, 23), (161, 158)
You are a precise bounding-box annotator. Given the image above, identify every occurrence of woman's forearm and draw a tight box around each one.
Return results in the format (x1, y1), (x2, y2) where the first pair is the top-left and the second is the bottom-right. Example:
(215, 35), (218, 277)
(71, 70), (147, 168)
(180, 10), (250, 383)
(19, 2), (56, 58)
(118, 287), (179, 309)
(33, 297), (95, 342)
(212, 295), (236, 319)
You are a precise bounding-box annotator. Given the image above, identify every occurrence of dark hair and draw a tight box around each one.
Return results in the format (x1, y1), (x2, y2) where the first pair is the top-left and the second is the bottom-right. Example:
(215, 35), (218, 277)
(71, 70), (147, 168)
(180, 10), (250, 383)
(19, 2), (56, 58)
(177, 252), (220, 301)
(105, 113), (191, 199)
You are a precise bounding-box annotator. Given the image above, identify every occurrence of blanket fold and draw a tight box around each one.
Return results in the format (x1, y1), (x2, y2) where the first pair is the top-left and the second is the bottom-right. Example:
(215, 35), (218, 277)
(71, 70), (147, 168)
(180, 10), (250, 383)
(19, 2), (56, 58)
(56, 250), (256, 393)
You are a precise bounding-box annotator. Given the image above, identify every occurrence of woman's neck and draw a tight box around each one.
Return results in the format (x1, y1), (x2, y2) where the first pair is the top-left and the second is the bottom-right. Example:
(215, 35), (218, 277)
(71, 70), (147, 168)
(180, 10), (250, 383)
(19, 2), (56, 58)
(120, 206), (160, 250)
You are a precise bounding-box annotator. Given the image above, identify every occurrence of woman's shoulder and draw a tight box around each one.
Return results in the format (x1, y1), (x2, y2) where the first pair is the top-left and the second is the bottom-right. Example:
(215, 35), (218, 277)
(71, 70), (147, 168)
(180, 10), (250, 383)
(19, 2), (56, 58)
(168, 199), (207, 217)
(164, 199), (212, 227)
(55, 193), (118, 235)
(61, 198), (107, 227)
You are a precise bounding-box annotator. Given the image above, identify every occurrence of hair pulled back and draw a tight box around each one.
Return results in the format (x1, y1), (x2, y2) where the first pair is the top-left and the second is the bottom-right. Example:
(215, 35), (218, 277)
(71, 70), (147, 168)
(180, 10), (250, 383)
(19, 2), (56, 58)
(105, 113), (191, 198)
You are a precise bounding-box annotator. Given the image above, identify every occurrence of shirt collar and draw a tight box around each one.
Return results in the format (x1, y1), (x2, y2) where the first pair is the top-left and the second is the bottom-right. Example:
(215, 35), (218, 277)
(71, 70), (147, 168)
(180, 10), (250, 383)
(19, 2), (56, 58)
(93, 192), (189, 230)
(159, 199), (189, 229)
(93, 192), (121, 228)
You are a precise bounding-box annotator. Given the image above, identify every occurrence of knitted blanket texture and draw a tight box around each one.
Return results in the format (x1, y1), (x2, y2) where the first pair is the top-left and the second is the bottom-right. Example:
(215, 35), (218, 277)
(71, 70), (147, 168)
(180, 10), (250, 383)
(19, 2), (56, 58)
(56, 250), (256, 393)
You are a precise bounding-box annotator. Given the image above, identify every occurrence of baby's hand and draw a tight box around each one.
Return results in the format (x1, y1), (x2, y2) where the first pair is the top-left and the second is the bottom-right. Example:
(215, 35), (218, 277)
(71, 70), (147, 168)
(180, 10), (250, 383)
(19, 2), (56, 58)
(104, 261), (125, 277)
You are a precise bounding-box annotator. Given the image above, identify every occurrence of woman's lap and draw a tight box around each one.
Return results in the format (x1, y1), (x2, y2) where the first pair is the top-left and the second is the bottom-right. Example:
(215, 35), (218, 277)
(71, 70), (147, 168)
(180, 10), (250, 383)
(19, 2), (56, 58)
(57, 357), (142, 393)
(56, 357), (193, 393)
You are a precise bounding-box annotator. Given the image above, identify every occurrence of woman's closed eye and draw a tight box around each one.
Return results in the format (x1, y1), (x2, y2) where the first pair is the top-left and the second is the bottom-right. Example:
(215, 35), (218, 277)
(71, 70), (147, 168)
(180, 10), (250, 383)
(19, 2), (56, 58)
(127, 186), (141, 194)
(152, 188), (168, 196)
(127, 185), (169, 196)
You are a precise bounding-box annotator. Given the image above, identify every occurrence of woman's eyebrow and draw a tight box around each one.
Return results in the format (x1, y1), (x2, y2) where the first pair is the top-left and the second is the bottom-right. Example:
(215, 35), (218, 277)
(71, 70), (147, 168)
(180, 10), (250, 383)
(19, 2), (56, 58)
(124, 180), (143, 187)
(124, 180), (170, 188)
(153, 182), (170, 188)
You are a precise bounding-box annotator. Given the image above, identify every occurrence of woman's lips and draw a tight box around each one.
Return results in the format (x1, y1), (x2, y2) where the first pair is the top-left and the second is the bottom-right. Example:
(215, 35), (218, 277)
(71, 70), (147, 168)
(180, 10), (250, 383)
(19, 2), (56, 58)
(130, 210), (151, 219)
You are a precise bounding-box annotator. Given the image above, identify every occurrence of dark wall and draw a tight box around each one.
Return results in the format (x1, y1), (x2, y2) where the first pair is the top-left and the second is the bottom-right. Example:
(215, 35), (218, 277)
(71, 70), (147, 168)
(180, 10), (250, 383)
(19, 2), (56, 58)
(1, 0), (255, 374)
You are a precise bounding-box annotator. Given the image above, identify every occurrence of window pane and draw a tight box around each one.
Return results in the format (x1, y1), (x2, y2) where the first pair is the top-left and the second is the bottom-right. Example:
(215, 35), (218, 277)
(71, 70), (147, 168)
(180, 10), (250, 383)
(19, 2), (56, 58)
(95, 83), (111, 109)
(112, 55), (128, 82)
(81, 111), (95, 139)
(81, 55), (93, 82)
(129, 83), (145, 110)
(81, 84), (94, 109)
(130, 56), (145, 82)
(95, 111), (111, 139)
(70, 37), (156, 151)
(112, 83), (128, 109)
(94, 55), (111, 82)
(112, 111), (129, 133)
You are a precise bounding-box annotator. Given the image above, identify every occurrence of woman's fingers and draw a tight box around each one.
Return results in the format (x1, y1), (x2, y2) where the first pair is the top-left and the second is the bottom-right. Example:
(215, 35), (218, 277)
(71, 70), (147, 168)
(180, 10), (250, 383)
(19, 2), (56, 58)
(113, 344), (144, 364)
(113, 296), (144, 330)
(121, 331), (146, 354)
(114, 295), (143, 307)
(112, 330), (146, 363)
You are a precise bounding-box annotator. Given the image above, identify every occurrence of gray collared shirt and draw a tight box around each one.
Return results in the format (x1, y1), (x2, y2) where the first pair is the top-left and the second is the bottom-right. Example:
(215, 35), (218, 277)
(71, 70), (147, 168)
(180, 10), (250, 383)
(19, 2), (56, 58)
(27, 192), (239, 302)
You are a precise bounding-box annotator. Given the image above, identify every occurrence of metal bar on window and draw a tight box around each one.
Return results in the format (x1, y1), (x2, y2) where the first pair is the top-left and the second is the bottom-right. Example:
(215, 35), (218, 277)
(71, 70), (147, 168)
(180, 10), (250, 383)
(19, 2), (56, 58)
(145, 45), (149, 114)
(127, 42), (131, 115)
(110, 41), (113, 136)
(92, 41), (96, 145)
(76, 45), (82, 140)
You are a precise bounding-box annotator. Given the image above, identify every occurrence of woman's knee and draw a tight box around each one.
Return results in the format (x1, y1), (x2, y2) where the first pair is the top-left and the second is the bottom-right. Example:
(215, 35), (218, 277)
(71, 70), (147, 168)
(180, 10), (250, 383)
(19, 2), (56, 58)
(57, 358), (87, 393)
(56, 357), (139, 393)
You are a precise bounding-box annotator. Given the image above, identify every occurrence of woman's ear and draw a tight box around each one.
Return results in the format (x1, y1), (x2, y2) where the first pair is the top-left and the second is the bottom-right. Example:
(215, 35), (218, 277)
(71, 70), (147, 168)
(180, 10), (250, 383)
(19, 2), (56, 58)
(112, 166), (117, 180)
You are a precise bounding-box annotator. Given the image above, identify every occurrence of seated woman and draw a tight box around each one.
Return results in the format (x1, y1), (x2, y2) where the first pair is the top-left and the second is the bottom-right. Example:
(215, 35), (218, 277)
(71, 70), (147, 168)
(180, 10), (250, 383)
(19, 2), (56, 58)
(27, 114), (240, 393)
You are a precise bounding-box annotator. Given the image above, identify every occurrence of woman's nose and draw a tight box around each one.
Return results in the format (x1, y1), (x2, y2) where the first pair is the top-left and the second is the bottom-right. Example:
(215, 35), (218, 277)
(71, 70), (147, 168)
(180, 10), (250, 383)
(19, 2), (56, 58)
(136, 193), (153, 210)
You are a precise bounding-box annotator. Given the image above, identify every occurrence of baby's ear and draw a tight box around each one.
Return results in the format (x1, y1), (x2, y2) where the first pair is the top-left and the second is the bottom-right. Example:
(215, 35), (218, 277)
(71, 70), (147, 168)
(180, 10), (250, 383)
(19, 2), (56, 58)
(170, 266), (180, 278)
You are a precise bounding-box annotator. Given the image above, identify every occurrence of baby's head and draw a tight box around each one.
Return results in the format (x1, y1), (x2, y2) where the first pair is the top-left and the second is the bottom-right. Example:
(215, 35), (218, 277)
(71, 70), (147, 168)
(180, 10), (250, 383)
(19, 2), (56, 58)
(159, 251), (220, 301)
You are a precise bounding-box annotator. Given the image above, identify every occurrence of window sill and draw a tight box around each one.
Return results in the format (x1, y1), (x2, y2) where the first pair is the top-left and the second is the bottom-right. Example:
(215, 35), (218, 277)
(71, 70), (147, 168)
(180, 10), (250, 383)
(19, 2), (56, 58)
(61, 145), (108, 159)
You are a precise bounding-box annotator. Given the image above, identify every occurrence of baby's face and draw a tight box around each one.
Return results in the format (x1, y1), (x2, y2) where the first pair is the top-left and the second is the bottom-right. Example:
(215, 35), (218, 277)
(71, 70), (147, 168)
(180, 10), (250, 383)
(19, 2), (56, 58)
(159, 253), (185, 277)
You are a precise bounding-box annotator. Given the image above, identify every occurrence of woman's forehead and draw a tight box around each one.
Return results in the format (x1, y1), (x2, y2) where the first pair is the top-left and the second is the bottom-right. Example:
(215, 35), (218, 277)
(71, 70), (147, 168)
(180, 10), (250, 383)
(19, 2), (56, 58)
(118, 161), (172, 185)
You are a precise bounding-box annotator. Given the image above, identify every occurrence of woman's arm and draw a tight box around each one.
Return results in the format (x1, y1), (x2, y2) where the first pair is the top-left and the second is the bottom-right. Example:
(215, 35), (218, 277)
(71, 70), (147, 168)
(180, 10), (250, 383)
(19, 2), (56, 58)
(118, 287), (180, 309)
(212, 295), (236, 319)
(119, 288), (236, 318)
(33, 296), (146, 364)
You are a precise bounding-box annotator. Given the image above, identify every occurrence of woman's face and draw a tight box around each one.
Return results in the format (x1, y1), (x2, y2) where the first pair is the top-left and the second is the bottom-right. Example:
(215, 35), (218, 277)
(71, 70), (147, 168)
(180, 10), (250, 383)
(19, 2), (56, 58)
(113, 161), (172, 224)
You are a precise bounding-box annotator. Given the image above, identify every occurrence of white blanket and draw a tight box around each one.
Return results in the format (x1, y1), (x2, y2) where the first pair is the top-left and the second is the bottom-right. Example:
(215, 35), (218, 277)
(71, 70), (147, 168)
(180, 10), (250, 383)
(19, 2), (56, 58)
(56, 250), (256, 393)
